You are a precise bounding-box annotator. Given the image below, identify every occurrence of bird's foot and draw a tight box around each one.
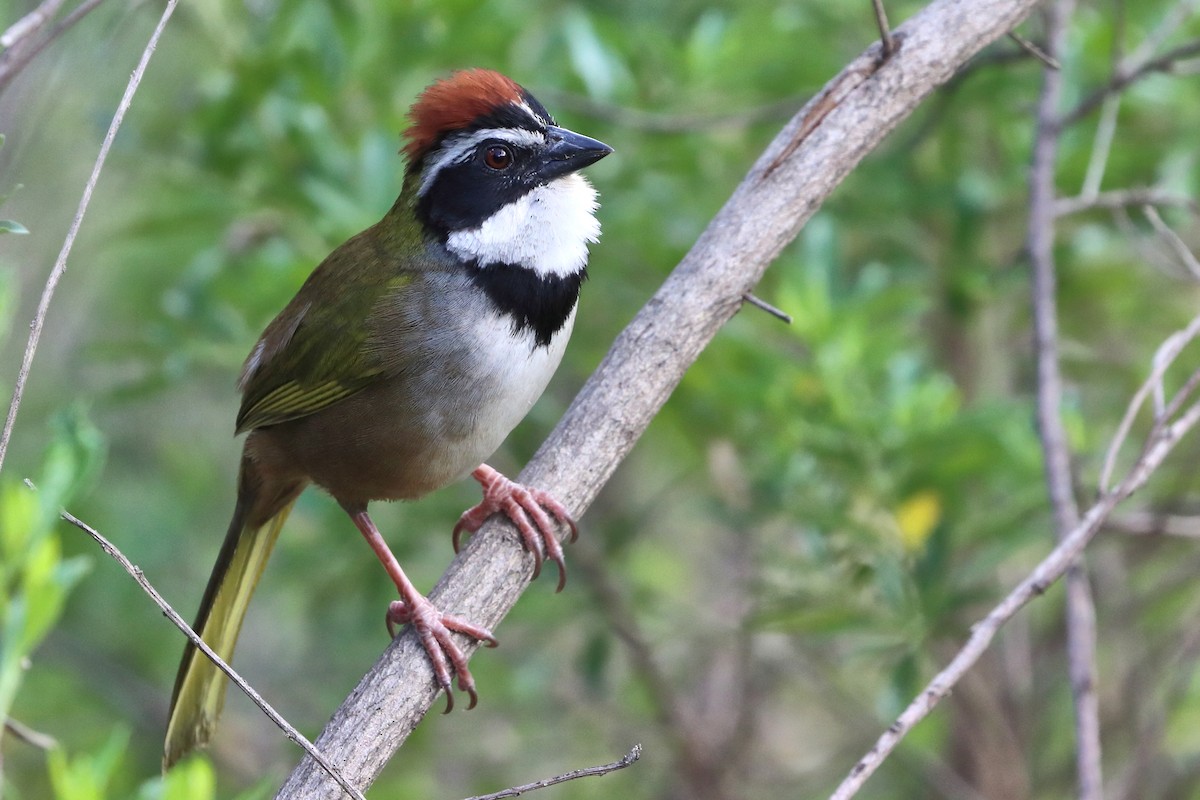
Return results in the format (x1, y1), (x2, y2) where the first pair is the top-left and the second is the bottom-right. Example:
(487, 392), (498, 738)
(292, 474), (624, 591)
(452, 464), (578, 591)
(386, 596), (498, 713)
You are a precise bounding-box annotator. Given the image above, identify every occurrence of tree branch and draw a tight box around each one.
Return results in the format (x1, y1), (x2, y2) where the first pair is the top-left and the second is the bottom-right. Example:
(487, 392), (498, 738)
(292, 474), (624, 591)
(60, 511), (366, 800)
(0, 0), (171, 476)
(0, 0), (111, 95)
(829, 313), (1200, 798)
(276, 0), (1044, 796)
(1058, 36), (1200, 128)
(463, 744), (641, 800)
(1053, 187), (1198, 217)
(1027, 2), (1104, 798)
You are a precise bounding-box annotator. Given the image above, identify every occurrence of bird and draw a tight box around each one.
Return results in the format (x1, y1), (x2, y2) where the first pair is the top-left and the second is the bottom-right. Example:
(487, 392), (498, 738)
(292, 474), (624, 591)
(163, 68), (612, 769)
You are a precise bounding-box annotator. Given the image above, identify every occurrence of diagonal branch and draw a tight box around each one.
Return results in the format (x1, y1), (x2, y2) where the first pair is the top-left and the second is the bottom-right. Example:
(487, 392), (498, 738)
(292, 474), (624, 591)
(0, 0), (110, 93)
(1058, 36), (1200, 128)
(0, 0), (173, 476)
(829, 319), (1200, 799)
(276, 0), (1044, 796)
(61, 511), (366, 800)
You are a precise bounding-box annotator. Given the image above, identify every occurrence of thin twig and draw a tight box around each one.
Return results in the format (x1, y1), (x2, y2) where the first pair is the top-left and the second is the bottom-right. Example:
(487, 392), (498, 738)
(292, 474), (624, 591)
(1054, 187), (1198, 217)
(1008, 31), (1060, 69)
(0, 0), (65, 48)
(1059, 37), (1200, 128)
(741, 293), (793, 324)
(0, 0), (110, 93)
(1027, 3), (1103, 798)
(1077, 0), (1124, 201)
(59, 511), (367, 800)
(1126, 0), (1200, 67)
(1099, 314), (1200, 492)
(1106, 510), (1200, 538)
(872, 0), (896, 60)
(3, 717), (58, 750)
(1142, 204), (1200, 280)
(462, 744), (642, 800)
(0, 0), (165, 476)
(830, 352), (1200, 798)
(1078, 94), (1120, 200)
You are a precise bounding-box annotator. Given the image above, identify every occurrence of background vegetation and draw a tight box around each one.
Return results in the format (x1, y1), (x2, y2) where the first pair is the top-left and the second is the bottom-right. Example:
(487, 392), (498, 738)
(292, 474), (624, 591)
(2, 0), (1199, 798)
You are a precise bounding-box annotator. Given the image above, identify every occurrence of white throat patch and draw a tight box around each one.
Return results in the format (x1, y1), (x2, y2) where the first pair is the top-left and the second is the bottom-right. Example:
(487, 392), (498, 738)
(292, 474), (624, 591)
(445, 173), (601, 278)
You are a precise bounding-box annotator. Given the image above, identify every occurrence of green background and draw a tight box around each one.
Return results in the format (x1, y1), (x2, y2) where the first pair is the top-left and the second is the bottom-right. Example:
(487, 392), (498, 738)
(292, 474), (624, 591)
(2, 0), (1200, 797)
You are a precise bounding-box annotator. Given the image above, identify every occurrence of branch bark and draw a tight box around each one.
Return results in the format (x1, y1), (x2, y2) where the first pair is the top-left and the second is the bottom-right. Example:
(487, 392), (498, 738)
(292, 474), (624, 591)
(1027, 3), (1104, 798)
(276, 0), (1043, 795)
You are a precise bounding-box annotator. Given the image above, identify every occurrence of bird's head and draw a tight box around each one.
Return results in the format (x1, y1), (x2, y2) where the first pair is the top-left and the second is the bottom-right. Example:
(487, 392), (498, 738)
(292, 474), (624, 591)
(402, 69), (613, 278)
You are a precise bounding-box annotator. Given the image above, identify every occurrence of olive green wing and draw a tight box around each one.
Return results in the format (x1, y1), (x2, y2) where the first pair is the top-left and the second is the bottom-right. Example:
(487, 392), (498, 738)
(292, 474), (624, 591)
(235, 230), (414, 434)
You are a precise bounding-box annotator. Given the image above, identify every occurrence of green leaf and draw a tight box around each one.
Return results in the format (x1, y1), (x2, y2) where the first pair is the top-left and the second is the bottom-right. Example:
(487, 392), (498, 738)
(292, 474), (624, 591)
(0, 219), (28, 235)
(48, 729), (130, 800)
(138, 756), (217, 800)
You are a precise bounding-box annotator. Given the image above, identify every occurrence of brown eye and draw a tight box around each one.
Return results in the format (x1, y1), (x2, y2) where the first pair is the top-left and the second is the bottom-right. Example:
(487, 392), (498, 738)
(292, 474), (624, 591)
(483, 144), (513, 170)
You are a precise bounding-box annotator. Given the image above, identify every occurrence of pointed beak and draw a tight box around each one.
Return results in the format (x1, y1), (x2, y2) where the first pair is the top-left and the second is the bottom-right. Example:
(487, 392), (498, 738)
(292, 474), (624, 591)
(538, 125), (613, 181)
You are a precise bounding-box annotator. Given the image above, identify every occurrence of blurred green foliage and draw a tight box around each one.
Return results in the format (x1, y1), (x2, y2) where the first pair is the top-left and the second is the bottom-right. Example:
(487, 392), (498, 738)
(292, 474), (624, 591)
(2, 0), (1200, 798)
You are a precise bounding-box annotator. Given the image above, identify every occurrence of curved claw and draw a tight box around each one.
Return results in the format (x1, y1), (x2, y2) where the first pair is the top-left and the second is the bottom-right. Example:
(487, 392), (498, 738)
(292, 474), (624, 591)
(451, 517), (472, 553)
(385, 599), (496, 712)
(457, 465), (578, 588)
(551, 554), (568, 593)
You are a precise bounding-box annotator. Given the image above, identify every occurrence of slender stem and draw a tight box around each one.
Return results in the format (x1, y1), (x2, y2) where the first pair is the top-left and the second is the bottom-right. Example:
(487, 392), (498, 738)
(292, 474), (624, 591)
(60, 511), (367, 800)
(463, 744), (641, 800)
(0, 0), (110, 92)
(829, 358), (1200, 798)
(0, 0), (169, 476)
(1053, 187), (1198, 217)
(1028, 3), (1104, 798)
(872, 0), (896, 60)
(1059, 37), (1200, 128)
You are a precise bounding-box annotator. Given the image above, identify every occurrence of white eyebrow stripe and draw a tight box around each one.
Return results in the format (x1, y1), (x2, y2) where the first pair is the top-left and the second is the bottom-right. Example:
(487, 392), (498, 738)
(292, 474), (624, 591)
(419, 127), (547, 197)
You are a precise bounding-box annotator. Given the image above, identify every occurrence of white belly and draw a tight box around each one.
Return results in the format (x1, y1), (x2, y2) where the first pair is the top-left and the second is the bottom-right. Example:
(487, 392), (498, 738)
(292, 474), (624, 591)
(449, 305), (575, 469)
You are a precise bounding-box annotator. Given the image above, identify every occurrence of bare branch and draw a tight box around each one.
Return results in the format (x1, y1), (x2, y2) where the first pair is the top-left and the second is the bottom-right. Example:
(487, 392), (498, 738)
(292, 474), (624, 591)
(0, 0), (110, 93)
(1126, 0), (1200, 67)
(1078, 94), (1119, 200)
(1106, 511), (1200, 538)
(741, 292), (793, 324)
(871, 0), (896, 61)
(1007, 31), (1060, 69)
(59, 511), (367, 800)
(3, 717), (58, 751)
(1141, 204), (1200, 280)
(1099, 314), (1200, 492)
(275, 1), (1046, 796)
(1027, 2), (1103, 796)
(462, 744), (642, 800)
(0, 0), (171, 476)
(1059, 37), (1200, 128)
(830, 331), (1200, 798)
(0, 0), (65, 48)
(1054, 187), (1198, 217)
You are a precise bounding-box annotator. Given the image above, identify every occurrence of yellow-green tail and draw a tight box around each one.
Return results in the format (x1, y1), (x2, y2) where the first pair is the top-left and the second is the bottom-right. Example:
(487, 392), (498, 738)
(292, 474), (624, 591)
(163, 497), (297, 769)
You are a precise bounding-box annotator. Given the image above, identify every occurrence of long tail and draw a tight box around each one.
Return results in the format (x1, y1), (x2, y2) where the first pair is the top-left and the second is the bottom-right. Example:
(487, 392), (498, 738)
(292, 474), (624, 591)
(163, 461), (301, 769)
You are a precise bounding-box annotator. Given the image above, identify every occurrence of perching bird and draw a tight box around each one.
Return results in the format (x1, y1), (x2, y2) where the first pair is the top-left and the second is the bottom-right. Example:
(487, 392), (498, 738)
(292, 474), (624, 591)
(164, 68), (612, 768)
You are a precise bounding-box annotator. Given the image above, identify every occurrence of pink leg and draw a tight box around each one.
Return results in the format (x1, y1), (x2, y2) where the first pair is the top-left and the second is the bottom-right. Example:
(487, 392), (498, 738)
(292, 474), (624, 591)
(452, 465), (578, 591)
(347, 508), (497, 713)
